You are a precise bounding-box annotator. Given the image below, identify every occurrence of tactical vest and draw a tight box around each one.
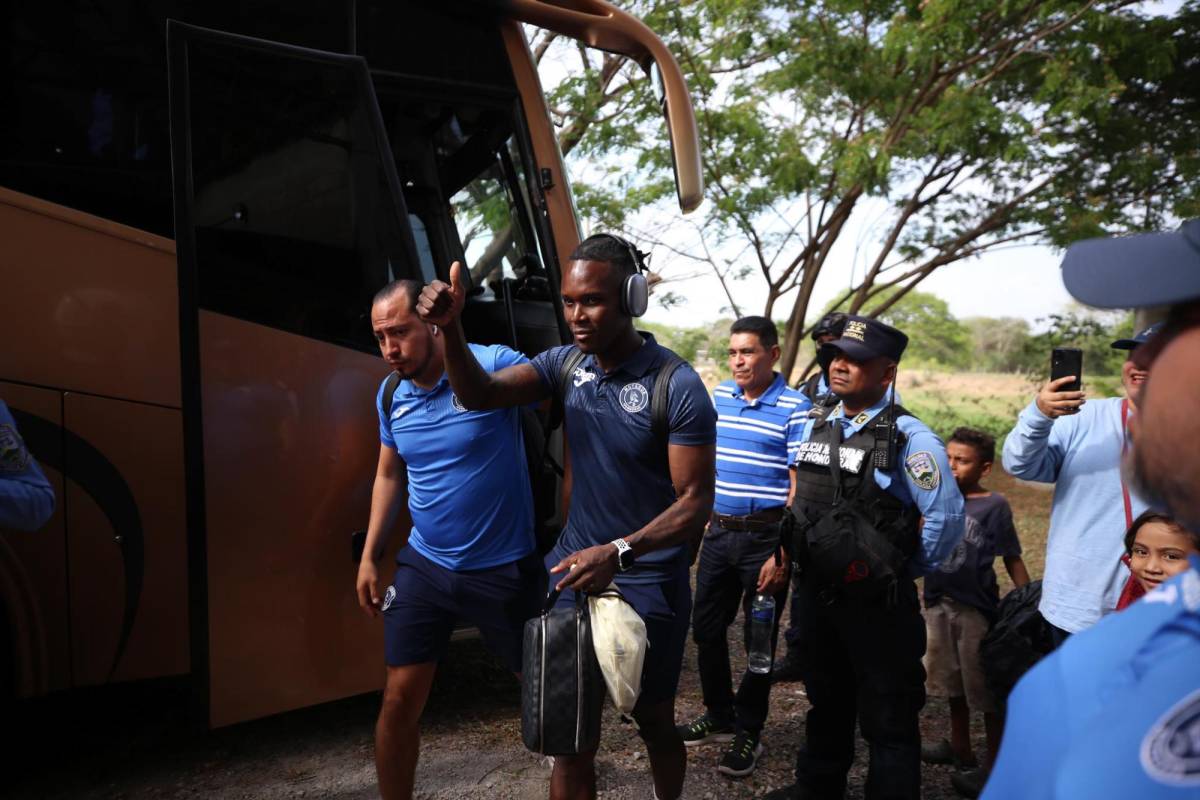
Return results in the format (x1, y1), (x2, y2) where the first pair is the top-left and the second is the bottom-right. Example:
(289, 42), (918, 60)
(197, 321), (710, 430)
(790, 404), (922, 562)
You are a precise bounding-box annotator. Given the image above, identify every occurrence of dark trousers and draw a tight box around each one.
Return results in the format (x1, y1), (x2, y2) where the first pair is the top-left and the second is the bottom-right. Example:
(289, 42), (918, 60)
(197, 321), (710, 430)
(691, 521), (789, 734)
(791, 576), (926, 800)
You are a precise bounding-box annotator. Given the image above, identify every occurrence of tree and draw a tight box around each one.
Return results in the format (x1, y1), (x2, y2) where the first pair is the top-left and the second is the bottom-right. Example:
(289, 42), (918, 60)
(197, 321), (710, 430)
(873, 291), (972, 369)
(964, 316), (1032, 373)
(533, 1), (1200, 374)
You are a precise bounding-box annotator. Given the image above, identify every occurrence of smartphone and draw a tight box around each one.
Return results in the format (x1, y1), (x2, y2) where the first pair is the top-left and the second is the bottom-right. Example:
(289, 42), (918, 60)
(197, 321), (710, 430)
(1050, 347), (1083, 392)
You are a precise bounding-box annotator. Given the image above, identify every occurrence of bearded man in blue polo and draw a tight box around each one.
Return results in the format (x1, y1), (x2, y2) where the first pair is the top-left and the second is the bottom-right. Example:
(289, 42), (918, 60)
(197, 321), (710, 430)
(766, 315), (965, 800)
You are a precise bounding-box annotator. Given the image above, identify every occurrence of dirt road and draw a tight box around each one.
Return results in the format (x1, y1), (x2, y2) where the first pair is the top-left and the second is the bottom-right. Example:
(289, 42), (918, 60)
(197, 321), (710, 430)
(10, 619), (980, 800)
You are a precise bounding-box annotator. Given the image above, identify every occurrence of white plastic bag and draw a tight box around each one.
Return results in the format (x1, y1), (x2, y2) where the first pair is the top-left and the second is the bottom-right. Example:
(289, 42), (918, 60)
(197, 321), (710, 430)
(588, 584), (648, 715)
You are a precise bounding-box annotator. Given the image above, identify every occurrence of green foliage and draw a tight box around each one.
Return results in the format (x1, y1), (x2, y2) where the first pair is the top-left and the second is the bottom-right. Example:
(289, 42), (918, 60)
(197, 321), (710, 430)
(1018, 309), (1134, 382)
(871, 291), (972, 369)
(963, 317), (1031, 373)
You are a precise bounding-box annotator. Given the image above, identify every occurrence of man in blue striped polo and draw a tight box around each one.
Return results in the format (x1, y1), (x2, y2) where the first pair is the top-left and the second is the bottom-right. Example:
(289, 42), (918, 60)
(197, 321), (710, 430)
(676, 316), (811, 778)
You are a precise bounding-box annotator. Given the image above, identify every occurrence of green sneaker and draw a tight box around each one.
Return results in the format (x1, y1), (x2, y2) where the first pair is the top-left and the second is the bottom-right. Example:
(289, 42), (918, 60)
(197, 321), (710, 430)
(718, 730), (764, 777)
(675, 713), (734, 747)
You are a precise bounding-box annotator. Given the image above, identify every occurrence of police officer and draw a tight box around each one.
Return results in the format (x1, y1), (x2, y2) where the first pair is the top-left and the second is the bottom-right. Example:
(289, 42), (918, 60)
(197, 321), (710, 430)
(417, 234), (716, 800)
(0, 399), (55, 531)
(775, 313), (848, 683)
(795, 312), (847, 408)
(766, 315), (965, 800)
(983, 219), (1200, 799)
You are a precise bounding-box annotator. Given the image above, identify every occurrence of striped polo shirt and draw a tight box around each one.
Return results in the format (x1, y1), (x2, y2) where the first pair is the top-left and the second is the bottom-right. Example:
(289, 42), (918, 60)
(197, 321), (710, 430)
(713, 373), (812, 515)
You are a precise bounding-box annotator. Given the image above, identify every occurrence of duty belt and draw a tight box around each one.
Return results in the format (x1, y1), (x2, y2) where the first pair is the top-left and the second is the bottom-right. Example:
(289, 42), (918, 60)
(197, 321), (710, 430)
(711, 507), (785, 532)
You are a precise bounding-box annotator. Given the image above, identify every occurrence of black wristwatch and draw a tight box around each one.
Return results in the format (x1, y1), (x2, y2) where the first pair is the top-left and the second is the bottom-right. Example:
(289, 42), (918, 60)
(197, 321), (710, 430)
(611, 538), (635, 571)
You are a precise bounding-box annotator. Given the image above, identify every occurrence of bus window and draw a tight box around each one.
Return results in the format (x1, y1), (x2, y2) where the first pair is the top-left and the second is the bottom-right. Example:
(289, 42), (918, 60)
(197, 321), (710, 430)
(174, 28), (420, 354)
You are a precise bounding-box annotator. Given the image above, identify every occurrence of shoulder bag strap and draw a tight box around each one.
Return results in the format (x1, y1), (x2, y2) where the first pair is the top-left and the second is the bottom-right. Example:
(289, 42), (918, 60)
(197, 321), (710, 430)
(383, 371), (401, 416)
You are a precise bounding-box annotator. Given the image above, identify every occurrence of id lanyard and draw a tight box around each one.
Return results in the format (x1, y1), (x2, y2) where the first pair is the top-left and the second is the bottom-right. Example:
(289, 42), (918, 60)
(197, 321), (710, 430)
(1120, 399), (1133, 529)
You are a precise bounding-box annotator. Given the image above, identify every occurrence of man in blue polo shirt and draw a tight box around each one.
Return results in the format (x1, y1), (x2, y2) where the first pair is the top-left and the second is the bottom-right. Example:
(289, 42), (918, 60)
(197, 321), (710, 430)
(355, 280), (543, 800)
(417, 233), (716, 800)
(675, 315), (807, 778)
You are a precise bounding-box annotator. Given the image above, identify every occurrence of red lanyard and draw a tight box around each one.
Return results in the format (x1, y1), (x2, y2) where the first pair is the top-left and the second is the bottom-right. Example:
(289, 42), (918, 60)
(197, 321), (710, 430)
(1120, 399), (1133, 529)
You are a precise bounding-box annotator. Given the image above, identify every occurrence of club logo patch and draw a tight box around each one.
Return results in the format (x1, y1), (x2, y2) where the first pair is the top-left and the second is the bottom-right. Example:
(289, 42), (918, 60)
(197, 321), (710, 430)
(794, 441), (867, 474)
(451, 394), (467, 413)
(381, 585), (396, 612)
(0, 424), (30, 474)
(1141, 687), (1200, 786)
(619, 383), (649, 414)
(905, 451), (940, 490)
(572, 367), (597, 388)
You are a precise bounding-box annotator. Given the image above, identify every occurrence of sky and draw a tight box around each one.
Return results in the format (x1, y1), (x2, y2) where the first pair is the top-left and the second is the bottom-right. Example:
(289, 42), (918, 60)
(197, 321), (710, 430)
(533, 0), (1183, 331)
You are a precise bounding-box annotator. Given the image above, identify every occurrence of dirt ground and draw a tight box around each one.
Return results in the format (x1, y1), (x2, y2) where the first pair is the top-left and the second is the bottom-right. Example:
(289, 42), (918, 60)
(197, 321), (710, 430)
(8, 472), (1051, 800)
(7, 608), (1008, 800)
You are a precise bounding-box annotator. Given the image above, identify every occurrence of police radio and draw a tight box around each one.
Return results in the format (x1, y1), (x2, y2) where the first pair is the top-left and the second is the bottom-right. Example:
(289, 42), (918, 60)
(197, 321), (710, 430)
(871, 381), (900, 470)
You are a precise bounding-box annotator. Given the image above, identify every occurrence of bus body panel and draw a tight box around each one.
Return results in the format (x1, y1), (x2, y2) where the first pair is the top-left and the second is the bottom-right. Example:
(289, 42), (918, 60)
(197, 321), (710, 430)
(198, 311), (408, 727)
(0, 188), (180, 409)
(62, 392), (189, 687)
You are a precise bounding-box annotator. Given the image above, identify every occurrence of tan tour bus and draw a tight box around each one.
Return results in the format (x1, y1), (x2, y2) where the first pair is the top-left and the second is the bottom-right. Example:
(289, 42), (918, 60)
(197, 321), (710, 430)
(0, 0), (700, 727)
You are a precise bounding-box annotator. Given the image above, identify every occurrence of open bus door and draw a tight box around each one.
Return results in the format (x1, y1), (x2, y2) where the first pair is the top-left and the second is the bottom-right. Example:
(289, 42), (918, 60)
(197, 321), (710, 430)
(166, 22), (424, 727)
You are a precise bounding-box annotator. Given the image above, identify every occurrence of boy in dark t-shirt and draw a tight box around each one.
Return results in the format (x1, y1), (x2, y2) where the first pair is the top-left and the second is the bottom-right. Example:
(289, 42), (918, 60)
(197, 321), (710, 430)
(921, 427), (1030, 797)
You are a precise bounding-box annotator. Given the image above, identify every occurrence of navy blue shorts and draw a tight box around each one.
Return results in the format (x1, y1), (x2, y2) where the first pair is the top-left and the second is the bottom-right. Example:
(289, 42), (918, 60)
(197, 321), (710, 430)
(544, 548), (692, 707)
(383, 546), (545, 672)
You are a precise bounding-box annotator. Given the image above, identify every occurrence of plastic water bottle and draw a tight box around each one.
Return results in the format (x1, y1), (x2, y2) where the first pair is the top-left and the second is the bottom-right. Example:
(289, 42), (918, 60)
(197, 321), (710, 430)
(747, 593), (775, 674)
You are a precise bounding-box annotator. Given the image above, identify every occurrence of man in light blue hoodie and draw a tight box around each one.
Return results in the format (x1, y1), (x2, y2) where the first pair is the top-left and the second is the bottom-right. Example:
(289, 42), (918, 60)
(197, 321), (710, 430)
(1001, 329), (1157, 642)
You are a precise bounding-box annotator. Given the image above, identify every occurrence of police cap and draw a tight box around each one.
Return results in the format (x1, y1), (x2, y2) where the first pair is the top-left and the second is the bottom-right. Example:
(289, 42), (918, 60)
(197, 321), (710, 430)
(817, 314), (908, 370)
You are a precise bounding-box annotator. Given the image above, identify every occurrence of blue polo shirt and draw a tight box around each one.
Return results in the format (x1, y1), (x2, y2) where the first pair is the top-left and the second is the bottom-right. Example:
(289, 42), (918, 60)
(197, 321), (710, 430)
(793, 393), (965, 575)
(983, 557), (1200, 799)
(713, 374), (811, 515)
(531, 333), (716, 584)
(376, 343), (534, 571)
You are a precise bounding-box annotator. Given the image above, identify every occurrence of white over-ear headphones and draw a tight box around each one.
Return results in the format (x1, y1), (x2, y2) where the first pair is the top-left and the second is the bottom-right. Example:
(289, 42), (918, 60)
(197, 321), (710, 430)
(592, 233), (649, 317)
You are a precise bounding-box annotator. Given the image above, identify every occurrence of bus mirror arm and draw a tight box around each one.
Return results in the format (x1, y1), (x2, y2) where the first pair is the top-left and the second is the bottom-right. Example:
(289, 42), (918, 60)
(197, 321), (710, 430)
(503, 0), (704, 213)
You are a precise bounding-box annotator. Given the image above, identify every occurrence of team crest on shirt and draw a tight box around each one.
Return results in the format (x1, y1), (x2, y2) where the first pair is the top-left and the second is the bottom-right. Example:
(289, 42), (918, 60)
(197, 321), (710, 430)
(0, 424), (30, 473)
(381, 585), (396, 612)
(1141, 687), (1200, 786)
(451, 393), (467, 413)
(619, 382), (649, 414)
(905, 451), (940, 490)
(573, 367), (597, 388)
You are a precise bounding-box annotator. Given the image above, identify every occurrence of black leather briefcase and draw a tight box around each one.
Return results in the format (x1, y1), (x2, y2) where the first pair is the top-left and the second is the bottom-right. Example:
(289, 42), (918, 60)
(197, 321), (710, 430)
(521, 589), (605, 755)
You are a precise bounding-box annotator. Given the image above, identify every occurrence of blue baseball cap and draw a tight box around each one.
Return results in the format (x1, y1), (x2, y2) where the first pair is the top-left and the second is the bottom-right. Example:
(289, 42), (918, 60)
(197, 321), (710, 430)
(1061, 219), (1200, 309)
(1111, 322), (1164, 351)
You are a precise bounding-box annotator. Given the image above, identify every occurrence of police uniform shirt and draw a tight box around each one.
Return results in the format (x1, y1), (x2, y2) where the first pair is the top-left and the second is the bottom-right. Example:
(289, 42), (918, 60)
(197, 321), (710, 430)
(983, 557), (1200, 799)
(0, 399), (55, 531)
(531, 332), (716, 584)
(792, 392), (964, 574)
(377, 343), (535, 571)
(713, 373), (811, 515)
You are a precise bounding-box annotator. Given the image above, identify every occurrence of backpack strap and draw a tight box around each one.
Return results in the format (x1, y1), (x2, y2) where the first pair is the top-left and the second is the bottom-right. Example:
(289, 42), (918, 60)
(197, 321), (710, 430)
(650, 357), (685, 445)
(549, 346), (587, 431)
(383, 371), (402, 417)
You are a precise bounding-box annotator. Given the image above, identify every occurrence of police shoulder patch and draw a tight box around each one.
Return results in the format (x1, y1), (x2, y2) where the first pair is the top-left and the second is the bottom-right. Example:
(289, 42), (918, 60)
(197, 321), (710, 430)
(904, 450), (940, 490)
(0, 424), (30, 474)
(1141, 687), (1200, 786)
